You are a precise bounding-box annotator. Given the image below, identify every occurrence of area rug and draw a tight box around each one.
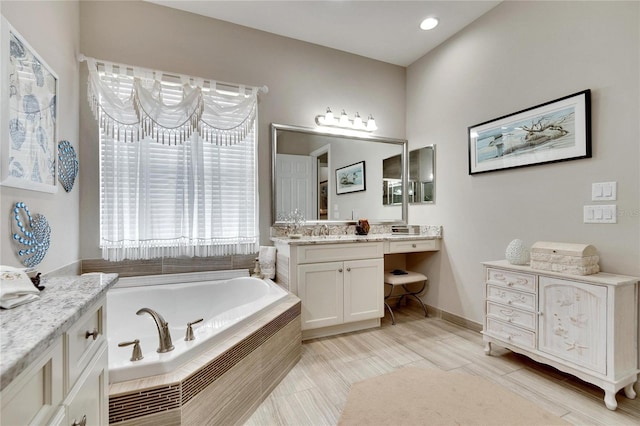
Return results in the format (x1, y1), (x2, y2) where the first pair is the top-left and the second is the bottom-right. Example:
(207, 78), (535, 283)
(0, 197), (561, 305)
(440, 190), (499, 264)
(338, 367), (569, 425)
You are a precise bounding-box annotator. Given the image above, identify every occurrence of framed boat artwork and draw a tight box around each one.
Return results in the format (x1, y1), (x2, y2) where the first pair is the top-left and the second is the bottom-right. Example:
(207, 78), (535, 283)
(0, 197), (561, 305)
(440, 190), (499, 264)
(468, 90), (591, 175)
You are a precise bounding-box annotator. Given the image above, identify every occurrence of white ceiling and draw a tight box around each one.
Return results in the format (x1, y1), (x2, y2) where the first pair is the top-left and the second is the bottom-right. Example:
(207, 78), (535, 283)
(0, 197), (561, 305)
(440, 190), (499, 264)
(147, 1), (502, 67)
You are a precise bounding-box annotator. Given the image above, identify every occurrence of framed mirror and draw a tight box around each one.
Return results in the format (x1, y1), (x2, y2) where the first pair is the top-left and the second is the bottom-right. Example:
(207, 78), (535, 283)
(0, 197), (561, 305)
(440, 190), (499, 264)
(272, 123), (408, 224)
(383, 145), (435, 205)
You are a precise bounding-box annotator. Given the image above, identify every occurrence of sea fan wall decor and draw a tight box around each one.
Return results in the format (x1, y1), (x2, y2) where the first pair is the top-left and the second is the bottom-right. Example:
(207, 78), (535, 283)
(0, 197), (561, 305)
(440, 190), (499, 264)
(58, 140), (79, 192)
(11, 202), (51, 267)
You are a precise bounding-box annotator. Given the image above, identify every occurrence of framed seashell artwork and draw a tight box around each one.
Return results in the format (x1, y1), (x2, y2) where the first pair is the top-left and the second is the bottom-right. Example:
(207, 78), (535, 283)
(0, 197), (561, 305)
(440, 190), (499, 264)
(0, 16), (59, 193)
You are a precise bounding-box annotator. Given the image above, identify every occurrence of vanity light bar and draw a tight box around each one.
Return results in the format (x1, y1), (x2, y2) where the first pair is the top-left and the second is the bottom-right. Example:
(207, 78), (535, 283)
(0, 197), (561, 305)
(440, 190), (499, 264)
(315, 107), (377, 132)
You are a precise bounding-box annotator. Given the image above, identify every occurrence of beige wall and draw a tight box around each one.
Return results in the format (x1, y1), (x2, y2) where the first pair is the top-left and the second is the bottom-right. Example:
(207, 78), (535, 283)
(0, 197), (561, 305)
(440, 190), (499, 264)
(0, 1), (80, 272)
(407, 1), (640, 323)
(78, 0), (406, 259)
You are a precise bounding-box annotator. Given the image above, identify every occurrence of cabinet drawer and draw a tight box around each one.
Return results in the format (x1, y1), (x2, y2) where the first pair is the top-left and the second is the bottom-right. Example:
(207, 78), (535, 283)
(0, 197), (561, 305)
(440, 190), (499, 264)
(486, 301), (536, 331)
(386, 239), (440, 254)
(486, 284), (536, 311)
(297, 242), (383, 264)
(66, 300), (105, 391)
(485, 318), (536, 349)
(487, 268), (535, 292)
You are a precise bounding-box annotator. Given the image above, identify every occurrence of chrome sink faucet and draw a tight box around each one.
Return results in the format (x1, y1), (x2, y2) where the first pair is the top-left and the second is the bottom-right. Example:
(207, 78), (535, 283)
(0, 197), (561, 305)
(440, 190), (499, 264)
(136, 307), (175, 353)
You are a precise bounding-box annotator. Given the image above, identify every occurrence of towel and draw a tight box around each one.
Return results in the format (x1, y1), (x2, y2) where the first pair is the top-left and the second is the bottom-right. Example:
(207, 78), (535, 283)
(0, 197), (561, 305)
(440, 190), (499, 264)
(259, 246), (277, 279)
(1, 265), (40, 309)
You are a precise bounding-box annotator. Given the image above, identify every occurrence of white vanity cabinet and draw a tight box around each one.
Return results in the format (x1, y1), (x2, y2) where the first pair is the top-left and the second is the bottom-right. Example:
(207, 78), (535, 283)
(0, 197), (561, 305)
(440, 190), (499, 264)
(276, 240), (384, 339)
(482, 260), (639, 410)
(298, 258), (384, 330)
(1, 297), (109, 425)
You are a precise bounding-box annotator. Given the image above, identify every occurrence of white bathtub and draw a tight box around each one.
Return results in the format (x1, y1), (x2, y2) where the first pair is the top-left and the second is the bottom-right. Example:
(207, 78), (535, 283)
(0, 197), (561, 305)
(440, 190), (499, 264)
(106, 271), (288, 383)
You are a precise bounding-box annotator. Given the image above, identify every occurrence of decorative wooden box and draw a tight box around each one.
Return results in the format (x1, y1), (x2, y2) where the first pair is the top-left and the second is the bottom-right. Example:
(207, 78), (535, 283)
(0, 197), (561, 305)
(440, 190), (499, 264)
(530, 241), (599, 275)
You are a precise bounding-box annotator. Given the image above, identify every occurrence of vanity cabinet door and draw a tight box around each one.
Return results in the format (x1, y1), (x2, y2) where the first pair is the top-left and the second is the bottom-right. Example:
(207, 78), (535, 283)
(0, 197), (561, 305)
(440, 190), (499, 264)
(298, 262), (344, 330)
(538, 277), (607, 374)
(344, 258), (384, 323)
(65, 343), (108, 426)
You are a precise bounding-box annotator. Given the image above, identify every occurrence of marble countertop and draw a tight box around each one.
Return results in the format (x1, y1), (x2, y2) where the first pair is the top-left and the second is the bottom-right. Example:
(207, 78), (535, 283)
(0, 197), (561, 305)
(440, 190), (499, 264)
(0, 272), (119, 391)
(272, 233), (442, 245)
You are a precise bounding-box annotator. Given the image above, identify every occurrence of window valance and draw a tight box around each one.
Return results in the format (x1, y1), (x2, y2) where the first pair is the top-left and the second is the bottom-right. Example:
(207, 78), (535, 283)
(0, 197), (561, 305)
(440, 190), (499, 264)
(84, 56), (266, 145)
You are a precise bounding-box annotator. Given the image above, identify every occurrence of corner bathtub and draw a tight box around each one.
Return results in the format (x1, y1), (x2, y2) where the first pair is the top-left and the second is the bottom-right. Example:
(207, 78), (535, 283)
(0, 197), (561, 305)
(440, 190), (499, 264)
(106, 270), (288, 384)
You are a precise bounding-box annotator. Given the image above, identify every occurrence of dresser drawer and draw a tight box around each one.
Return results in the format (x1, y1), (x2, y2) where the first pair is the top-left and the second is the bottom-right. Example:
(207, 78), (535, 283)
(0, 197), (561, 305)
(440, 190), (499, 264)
(485, 318), (536, 349)
(386, 239), (440, 254)
(486, 301), (536, 331)
(65, 300), (105, 391)
(487, 268), (535, 293)
(486, 284), (536, 311)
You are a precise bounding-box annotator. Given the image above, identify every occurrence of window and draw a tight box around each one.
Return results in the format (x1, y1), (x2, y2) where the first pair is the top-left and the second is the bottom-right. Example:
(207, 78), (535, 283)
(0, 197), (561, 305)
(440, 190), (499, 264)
(87, 58), (260, 261)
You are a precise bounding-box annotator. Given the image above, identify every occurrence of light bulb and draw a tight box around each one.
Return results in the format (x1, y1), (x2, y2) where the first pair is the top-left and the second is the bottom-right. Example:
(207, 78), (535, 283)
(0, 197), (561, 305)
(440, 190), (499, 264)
(353, 112), (364, 129)
(366, 114), (377, 131)
(324, 107), (334, 125)
(339, 110), (350, 127)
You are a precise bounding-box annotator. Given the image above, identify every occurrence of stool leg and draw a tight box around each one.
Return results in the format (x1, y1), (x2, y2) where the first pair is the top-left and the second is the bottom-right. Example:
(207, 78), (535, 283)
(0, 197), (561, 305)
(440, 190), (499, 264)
(384, 283), (396, 325)
(384, 302), (396, 325)
(402, 281), (428, 317)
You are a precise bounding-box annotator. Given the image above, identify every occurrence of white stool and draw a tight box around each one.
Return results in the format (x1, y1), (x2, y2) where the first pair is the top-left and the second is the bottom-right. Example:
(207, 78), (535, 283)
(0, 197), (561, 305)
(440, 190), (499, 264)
(383, 270), (428, 325)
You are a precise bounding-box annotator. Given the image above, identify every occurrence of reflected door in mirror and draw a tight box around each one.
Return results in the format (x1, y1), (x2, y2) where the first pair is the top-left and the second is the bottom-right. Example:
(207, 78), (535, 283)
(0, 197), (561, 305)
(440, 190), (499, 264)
(275, 154), (315, 220)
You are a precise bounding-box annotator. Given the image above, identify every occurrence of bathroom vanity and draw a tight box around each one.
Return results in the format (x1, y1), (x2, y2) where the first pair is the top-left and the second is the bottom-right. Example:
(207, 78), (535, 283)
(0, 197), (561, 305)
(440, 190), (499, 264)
(0, 273), (118, 425)
(482, 260), (639, 410)
(273, 234), (440, 339)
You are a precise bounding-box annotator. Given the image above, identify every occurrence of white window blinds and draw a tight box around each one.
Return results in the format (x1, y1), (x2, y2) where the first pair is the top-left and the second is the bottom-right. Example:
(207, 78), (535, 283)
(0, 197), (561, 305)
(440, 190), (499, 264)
(86, 57), (263, 261)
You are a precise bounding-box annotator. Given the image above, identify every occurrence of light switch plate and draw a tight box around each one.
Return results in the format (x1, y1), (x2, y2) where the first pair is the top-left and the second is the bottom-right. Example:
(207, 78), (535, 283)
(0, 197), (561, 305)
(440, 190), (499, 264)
(584, 205), (617, 223)
(592, 182), (617, 201)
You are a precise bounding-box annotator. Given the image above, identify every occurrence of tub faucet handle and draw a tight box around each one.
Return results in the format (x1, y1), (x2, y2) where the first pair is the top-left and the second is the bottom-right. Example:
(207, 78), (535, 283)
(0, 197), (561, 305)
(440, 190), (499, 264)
(185, 318), (204, 341)
(118, 339), (144, 361)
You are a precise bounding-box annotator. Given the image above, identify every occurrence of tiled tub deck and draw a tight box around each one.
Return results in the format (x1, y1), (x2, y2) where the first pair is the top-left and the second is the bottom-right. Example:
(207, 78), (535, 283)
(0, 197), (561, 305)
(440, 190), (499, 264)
(109, 295), (301, 425)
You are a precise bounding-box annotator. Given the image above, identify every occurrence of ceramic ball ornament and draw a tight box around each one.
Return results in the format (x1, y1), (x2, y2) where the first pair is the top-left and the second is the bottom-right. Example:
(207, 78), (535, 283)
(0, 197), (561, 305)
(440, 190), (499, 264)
(505, 238), (529, 265)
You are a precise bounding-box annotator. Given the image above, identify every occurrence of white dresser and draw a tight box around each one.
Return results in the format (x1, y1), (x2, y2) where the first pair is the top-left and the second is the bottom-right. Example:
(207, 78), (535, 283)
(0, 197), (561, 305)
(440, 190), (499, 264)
(482, 260), (639, 410)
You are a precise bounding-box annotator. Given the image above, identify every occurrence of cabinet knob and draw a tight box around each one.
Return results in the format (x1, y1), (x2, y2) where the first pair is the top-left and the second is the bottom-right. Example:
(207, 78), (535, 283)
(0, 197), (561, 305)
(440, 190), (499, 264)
(412, 243), (417, 248)
(346, 267), (351, 272)
(338, 268), (343, 273)
(72, 415), (87, 426)
(85, 329), (99, 340)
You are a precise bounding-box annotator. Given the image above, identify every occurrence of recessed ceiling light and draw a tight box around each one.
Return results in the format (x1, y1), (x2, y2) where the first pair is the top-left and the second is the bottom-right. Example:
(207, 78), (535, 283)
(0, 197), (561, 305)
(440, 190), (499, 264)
(420, 17), (439, 31)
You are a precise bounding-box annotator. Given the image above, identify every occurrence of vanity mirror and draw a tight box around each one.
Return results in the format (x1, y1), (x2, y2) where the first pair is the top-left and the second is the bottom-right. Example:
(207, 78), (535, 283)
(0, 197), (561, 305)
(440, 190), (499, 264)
(272, 123), (408, 225)
(383, 145), (435, 205)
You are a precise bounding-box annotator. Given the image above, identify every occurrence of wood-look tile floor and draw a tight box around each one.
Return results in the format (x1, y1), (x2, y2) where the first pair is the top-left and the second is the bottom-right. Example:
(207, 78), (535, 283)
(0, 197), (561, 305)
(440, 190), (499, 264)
(246, 305), (640, 426)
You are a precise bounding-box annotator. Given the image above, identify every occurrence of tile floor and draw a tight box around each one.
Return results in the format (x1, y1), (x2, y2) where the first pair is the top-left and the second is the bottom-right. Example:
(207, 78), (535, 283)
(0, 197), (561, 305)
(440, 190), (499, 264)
(246, 305), (640, 425)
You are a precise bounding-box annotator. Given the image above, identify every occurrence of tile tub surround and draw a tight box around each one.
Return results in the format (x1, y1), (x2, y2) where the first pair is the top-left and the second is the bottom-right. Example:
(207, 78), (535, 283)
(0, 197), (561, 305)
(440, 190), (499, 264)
(0, 272), (119, 390)
(82, 253), (256, 278)
(108, 294), (301, 425)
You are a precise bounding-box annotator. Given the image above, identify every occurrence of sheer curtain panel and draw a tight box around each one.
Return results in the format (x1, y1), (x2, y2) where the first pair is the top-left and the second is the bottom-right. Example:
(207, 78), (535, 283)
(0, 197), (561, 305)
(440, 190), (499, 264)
(86, 57), (263, 261)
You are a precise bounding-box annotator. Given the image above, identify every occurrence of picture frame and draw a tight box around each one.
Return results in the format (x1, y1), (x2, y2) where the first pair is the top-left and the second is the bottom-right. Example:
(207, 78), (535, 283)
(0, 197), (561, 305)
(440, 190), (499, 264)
(0, 15), (59, 193)
(336, 161), (366, 195)
(468, 90), (591, 175)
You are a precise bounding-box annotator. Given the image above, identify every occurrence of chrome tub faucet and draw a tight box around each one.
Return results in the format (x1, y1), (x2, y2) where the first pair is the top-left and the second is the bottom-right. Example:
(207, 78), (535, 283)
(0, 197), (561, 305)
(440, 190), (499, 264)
(136, 307), (175, 353)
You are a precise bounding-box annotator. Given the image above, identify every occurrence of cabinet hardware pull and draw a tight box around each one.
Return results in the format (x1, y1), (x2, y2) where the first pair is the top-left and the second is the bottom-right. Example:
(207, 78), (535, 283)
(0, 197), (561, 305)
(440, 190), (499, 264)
(85, 329), (99, 340)
(346, 267), (351, 272)
(338, 268), (343, 273)
(412, 243), (417, 248)
(72, 415), (87, 426)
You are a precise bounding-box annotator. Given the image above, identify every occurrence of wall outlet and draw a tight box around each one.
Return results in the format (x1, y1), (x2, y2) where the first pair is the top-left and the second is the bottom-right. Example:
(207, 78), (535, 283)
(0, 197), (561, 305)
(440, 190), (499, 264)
(584, 205), (617, 223)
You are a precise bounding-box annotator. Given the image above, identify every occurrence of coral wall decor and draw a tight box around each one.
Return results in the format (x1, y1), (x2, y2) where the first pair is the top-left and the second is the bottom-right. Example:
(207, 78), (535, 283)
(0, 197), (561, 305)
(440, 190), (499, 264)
(11, 202), (51, 267)
(58, 140), (79, 192)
